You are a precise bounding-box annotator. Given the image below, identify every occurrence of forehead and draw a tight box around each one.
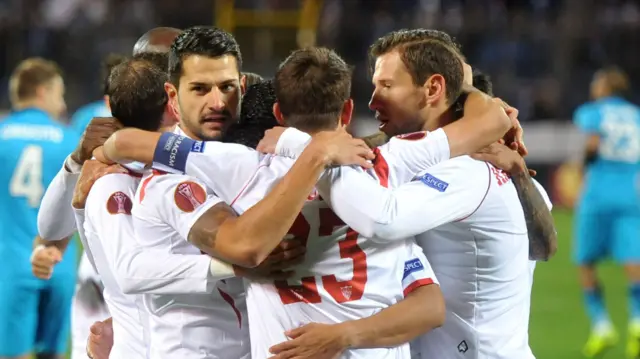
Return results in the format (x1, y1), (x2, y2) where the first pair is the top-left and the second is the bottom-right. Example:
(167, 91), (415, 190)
(180, 54), (240, 83)
(372, 50), (412, 82)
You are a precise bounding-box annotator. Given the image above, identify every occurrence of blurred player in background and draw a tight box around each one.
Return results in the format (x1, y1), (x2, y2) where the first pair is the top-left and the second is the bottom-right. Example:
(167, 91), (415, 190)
(573, 67), (640, 358)
(0, 58), (78, 359)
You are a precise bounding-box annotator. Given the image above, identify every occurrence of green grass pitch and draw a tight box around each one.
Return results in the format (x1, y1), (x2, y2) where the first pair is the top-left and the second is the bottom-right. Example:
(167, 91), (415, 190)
(530, 209), (629, 359)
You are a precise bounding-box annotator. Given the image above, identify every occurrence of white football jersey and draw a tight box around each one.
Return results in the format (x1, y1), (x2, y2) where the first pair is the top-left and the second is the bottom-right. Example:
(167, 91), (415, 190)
(150, 132), (439, 359)
(132, 172), (250, 359)
(79, 173), (149, 359)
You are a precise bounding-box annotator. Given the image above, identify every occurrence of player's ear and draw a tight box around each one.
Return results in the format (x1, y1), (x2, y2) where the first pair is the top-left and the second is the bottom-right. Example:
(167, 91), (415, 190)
(240, 75), (247, 95)
(423, 74), (445, 106)
(273, 102), (286, 126)
(340, 99), (354, 127)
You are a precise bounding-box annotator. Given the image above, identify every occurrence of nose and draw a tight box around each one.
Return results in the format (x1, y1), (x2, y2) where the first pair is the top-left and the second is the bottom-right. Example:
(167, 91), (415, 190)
(369, 90), (380, 111)
(205, 87), (225, 111)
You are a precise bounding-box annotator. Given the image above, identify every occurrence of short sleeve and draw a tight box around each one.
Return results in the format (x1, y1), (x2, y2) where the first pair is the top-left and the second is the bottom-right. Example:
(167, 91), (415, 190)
(573, 104), (601, 133)
(151, 132), (262, 201)
(378, 128), (452, 185)
(274, 127), (312, 159)
(401, 241), (438, 297)
(140, 173), (224, 240)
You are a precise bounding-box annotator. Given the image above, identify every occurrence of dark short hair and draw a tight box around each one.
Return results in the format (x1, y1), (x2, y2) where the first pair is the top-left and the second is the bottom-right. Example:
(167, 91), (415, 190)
(370, 31), (464, 105)
(100, 54), (128, 95)
(224, 80), (278, 148)
(134, 52), (169, 73)
(472, 69), (493, 96)
(9, 58), (62, 105)
(106, 58), (167, 131)
(168, 26), (242, 86)
(242, 72), (264, 87)
(274, 47), (352, 133)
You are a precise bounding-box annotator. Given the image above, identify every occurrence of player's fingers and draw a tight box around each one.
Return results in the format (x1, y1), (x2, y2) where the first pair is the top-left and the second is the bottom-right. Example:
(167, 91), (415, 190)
(90, 321), (104, 335)
(269, 256), (304, 271)
(356, 157), (373, 169)
(32, 267), (52, 279)
(269, 338), (298, 354)
(528, 168), (537, 176)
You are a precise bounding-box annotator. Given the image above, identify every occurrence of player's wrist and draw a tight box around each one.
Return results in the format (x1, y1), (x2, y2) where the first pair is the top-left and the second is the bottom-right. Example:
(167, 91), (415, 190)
(335, 321), (361, 349)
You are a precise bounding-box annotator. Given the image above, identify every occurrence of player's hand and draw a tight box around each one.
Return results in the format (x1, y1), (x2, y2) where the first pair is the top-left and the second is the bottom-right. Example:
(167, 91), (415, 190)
(495, 99), (528, 156)
(87, 319), (113, 359)
(234, 236), (306, 280)
(73, 160), (128, 209)
(309, 127), (375, 168)
(471, 142), (536, 176)
(71, 117), (123, 165)
(269, 322), (348, 359)
(30, 244), (62, 279)
(257, 126), (288, 154)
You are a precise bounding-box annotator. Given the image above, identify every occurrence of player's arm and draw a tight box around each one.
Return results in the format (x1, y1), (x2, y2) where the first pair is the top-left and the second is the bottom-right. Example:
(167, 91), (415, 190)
(316, 159), (489, 241)
(101, 129), (259, 200)
(512, 169), (558, 261)
(37, 155), (82, 240)
(185, 130), (373, 267)
(573, 104), (601, 167)
(335, 253), (444, 349)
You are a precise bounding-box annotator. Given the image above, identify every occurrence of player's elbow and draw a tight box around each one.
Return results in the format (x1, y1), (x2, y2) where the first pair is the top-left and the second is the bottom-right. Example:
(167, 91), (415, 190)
(371, 223), (418, 242)
(228, 243), (266, 268)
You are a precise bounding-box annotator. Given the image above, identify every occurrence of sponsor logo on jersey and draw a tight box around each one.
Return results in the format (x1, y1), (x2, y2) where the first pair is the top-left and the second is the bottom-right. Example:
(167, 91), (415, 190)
(418, 173), (449, 192)
(106, 191), (133, 215)
(395, 131), (427, 141)
(403, 258), (424, 279)
(191, 140), (205, 153)
(457, 340), (469, 353)
(174, 181), (206, 212)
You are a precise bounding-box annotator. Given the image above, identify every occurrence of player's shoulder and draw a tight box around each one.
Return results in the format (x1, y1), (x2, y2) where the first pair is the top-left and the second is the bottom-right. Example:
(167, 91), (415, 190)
(380, 129), (439, 152)
(86, 173), (139, 214)
(574, 101), (598, 116)
(138, 171), (209, 206)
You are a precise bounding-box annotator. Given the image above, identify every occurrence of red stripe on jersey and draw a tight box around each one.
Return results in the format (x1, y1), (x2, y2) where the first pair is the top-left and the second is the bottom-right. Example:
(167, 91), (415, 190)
(230, 164), (268, 206)
(403, 278), (435, 297)
(217, 287), (242, 328)
(372, 148), (390, 188)
(455, 162), (492, 222)
(139, 169), (167, 203)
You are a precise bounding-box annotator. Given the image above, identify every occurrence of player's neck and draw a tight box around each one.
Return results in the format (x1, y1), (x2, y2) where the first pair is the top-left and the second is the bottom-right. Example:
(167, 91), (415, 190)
(421, 104), (453, 131)
(12, 101), (49, 116)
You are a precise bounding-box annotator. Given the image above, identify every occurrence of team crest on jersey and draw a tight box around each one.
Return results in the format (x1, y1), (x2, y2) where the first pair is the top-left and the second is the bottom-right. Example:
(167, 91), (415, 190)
(174, 181), (206, 212)
(395, 131), (427, 141)
(106, 191), (133, 215)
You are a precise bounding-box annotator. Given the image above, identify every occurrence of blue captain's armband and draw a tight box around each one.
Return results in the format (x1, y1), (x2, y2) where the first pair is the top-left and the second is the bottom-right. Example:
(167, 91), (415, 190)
(152, 132), (198, 174)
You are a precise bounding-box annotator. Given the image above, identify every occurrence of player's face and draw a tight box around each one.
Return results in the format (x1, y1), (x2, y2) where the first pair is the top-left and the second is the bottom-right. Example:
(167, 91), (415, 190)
(369, 51), (427, 137)
(41, 76), (66, 120)
(173, 54), (242, 141)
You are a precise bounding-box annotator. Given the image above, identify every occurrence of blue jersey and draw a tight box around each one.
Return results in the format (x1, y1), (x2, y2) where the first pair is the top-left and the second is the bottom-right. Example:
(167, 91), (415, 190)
(574, 96), (640, 204)
(70, 100), (110, 135)
(0, 108), (80, 283)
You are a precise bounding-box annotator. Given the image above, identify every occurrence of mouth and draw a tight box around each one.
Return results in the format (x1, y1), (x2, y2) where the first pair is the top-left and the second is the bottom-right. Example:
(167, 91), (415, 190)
(375, 113), (389, 130)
